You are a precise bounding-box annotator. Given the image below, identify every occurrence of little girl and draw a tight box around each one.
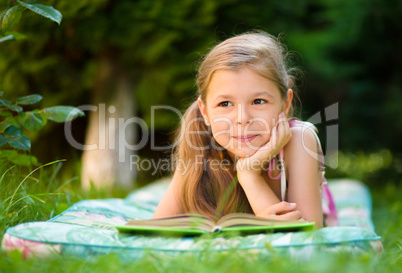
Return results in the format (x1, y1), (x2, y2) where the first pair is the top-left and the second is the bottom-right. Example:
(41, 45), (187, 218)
(153, 31), (337, 229)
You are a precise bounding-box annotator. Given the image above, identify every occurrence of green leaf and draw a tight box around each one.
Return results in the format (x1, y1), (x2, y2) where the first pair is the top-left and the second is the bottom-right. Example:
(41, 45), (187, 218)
(17, 1), (62, 25)
(0, 121), (13, 132)
(16, 94), (42, 105)
(18, 111), (46, 131)
(43, 106), (85, 122)
(0, 134), (8, 146)
(6, 31), (26, 40)
(0, 149), (17, 158)
(0, 111), (12, 117)
(6, 104), (23, 112)
(0, 6), (22, 35)
(8, 135), (31, 150)
(4, 125), (23, 137)
(0, 99), (11, 106)
(6, 152), (38, 166)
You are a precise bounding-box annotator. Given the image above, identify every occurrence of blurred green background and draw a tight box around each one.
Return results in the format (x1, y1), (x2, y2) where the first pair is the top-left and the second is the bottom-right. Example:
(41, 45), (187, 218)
(0, 0), (401, 188)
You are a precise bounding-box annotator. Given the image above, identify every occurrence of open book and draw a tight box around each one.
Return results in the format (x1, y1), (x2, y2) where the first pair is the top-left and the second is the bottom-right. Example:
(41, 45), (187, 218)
(115, 213), (314, 236)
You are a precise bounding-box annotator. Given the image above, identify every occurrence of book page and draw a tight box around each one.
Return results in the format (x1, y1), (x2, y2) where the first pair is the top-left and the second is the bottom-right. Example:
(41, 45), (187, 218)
(216, 213), (302, 228)
(125, 214), (215, 232)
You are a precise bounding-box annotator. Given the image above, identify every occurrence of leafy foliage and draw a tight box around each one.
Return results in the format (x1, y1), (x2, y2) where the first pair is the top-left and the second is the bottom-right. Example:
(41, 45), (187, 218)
(16, 0), (62, 25)
(0, 93), (84, 167)
(0, 0), (400, 180)
(0, 0), (400, 162)
(0, 0), (61, 42)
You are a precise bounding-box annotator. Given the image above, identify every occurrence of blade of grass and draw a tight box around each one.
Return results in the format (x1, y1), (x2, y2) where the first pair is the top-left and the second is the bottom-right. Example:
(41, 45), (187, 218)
(47, 160), (63, 192)
(5, 159), (66, 215)
(6, 194), (44, 211)
(0, 165), (15, 187)
(56, 176), (78, 192)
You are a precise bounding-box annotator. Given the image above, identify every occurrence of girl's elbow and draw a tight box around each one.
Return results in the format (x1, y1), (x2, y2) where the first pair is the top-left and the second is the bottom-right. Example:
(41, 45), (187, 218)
(302, 215), (323, 229)
(312, 215), (324, 229)
(314, 220), (323, 230)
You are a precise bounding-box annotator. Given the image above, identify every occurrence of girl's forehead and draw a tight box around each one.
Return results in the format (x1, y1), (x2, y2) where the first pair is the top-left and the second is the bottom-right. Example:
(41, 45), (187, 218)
(205, 69), (281, 101)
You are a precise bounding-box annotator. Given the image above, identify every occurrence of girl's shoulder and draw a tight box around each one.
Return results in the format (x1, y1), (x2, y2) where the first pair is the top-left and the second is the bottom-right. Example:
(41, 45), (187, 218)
(288, 119), (321, 146)
(289, 119), (318, 133)
(287, 121), (320, 151)
(286, 119), (325, 170)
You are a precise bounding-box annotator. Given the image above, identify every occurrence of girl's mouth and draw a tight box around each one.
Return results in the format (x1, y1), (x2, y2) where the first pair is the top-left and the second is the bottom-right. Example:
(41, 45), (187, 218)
(233, 135), (258, 142)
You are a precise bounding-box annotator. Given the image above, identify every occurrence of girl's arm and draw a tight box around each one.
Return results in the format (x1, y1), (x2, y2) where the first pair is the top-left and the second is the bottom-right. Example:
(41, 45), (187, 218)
(285, 126), (323, 228)
(237, 114), (302, 221)
(152, 170), (184, 219)
(237, 119), (323, 227)
(237, 169), (303, 221)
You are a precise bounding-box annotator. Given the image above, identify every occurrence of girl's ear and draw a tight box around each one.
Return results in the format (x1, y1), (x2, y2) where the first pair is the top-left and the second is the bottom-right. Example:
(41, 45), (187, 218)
(283, 89), (293, 116)
(197, 97), (210, 126)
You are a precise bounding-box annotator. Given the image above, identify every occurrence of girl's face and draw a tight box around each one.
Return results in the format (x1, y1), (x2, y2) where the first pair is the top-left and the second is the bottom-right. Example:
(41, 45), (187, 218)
(198, 68), (293, 159)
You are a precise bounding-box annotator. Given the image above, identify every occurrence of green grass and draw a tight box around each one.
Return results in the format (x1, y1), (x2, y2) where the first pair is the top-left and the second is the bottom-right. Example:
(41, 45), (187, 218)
(0, 152), (401, 273)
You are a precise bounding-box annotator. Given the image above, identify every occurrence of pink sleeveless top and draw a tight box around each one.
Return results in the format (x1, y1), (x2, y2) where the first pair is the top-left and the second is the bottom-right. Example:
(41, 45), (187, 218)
(268, 120), (338, 227)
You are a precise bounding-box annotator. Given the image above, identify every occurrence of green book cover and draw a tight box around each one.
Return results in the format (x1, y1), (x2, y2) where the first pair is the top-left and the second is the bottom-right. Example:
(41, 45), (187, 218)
(115, 213), (315, 237)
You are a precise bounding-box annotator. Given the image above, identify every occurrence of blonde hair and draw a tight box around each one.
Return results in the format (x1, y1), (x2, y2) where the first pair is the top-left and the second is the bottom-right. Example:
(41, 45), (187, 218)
(174, 31), (298, 218)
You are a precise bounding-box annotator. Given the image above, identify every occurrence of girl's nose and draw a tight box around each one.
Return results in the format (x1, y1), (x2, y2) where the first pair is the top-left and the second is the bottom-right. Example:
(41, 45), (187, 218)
(235, 104), (253, 125)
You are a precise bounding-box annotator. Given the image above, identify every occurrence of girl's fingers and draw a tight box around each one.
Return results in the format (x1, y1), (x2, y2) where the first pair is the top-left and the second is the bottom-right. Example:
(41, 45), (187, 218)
(274, 210), (303, 221)
(285, 122), (291, 142)
(276, 112), (291, 150)
(241, 112), (290, 169)
(261, 201), (296, 216)
(257, 202), (303, 221)
(278, 113), (289, 140)
(278, 113), (286, 136)
(271, 125), (277, 151)
(283, 115), (290, 138)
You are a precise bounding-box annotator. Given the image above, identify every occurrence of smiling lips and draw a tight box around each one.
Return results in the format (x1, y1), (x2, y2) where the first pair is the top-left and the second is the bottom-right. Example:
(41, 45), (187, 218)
(233, 135), (258, 142)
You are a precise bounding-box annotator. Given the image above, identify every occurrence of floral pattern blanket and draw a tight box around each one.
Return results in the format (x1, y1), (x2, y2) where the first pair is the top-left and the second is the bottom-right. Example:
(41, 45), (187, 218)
(1, 179), (383, 259)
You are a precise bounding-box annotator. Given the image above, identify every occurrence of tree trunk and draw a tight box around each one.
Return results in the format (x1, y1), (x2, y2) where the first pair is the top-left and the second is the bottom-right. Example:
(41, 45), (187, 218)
(81, 55), (136, 190)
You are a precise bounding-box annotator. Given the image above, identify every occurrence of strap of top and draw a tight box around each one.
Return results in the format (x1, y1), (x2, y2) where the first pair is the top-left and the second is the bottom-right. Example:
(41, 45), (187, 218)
(267, 150), (286, 201)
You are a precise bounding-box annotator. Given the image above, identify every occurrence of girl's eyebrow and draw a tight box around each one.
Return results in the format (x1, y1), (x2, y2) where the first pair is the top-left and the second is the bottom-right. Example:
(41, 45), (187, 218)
(213, 95), (233, 101)
(213, 92), (275, 101)
(254, 91), (275, 99)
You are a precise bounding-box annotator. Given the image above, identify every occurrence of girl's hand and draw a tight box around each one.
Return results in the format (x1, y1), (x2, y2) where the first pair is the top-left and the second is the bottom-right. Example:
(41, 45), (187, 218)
(236, 112), (292, 174)
(256, 201), (303, 221)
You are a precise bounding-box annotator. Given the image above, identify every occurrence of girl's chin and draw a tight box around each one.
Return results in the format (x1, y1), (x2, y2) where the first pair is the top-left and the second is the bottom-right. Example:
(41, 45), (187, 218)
(227, 148), (258, 159)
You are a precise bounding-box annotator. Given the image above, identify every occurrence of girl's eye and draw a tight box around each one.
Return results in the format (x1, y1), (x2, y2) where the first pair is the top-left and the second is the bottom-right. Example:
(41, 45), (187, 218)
(218, 101), (232, 107)
(253, 99), (267, 105)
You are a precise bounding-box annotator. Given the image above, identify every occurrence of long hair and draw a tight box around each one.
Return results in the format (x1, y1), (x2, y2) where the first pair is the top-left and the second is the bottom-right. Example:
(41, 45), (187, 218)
(173, 101), (252, 219)
(174, 31), (298, 218)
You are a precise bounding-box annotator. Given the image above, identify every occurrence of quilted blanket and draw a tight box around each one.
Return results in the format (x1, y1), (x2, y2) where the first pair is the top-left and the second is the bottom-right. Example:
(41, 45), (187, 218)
(1, 179), (383, 260)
